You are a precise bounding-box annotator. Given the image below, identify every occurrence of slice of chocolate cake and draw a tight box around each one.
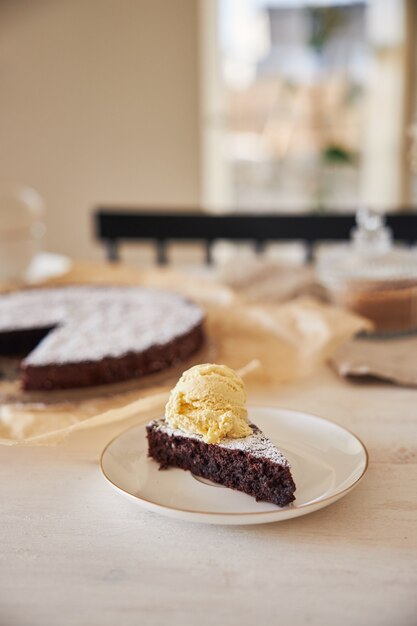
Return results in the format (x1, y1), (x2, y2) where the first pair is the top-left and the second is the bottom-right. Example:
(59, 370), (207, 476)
(147, 418), (296, 507)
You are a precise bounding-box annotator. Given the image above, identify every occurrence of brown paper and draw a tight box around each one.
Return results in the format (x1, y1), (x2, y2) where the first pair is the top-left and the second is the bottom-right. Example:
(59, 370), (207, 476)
(0, 261), (369, 445)
(330, 335), (417, 387)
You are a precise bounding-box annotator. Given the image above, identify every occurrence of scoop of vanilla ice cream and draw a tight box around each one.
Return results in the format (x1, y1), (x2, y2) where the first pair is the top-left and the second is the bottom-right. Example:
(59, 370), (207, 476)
(165, 363), (252, 444)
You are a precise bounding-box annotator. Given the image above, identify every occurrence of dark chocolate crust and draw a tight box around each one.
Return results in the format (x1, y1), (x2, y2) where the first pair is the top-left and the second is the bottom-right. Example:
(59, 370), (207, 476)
(147, 422), (296, 507)
(19, 323), (204, 391)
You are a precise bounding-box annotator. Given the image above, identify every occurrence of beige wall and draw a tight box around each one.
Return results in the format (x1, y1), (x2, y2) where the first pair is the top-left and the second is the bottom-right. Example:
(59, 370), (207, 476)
(0, 0), (201, 259)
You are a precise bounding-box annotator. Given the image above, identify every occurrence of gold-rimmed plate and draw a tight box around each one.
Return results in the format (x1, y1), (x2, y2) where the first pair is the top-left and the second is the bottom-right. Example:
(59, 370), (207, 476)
(100, 406), (368, 525)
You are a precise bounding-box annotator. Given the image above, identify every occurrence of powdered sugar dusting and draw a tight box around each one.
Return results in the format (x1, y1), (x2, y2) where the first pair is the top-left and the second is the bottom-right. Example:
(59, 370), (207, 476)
(149, 418), (290, 467)
(0, 287), (204, 366)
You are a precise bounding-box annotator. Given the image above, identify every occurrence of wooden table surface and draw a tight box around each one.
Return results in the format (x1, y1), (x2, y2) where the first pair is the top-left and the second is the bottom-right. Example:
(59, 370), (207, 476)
(1, 365), (416, 626)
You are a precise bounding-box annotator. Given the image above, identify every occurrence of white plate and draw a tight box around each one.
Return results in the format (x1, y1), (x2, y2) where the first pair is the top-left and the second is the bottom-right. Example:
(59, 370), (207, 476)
(100, 406), (368, 525)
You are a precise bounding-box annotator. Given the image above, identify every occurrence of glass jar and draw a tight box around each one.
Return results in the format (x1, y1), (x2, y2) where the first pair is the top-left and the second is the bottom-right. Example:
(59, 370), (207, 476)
(0, 184), (45, 282)
(316, 209), (417, 337)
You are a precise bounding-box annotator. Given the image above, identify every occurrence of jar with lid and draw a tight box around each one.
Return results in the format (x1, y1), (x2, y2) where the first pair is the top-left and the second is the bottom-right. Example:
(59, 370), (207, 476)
(316, 209), (417, 337)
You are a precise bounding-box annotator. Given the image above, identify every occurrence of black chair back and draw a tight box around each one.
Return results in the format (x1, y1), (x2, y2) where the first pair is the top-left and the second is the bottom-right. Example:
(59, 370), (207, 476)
(94, 208), (417, 264)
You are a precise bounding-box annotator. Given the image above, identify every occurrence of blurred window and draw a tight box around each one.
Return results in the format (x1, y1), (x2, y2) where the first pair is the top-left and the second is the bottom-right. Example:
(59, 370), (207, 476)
(204, 0), (416, 213)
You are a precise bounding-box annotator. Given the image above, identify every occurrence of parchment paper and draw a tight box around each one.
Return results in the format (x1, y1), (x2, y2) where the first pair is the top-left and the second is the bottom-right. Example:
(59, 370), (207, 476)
(216, 255), (325, 303)
(0, 261), (370, 445)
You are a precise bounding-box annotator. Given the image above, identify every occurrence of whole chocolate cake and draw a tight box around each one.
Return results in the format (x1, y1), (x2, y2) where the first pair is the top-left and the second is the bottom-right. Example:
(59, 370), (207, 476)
(0, 286), (205, 391)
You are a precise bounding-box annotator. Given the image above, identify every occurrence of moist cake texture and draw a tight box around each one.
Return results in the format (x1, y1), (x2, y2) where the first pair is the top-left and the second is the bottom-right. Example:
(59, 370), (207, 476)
(0, 286), (205, 390)
(147, 418), (296, 507)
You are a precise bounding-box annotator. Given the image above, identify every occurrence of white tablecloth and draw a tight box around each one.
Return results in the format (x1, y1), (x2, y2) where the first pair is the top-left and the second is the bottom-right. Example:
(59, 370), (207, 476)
(1, 365), (416, 626)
